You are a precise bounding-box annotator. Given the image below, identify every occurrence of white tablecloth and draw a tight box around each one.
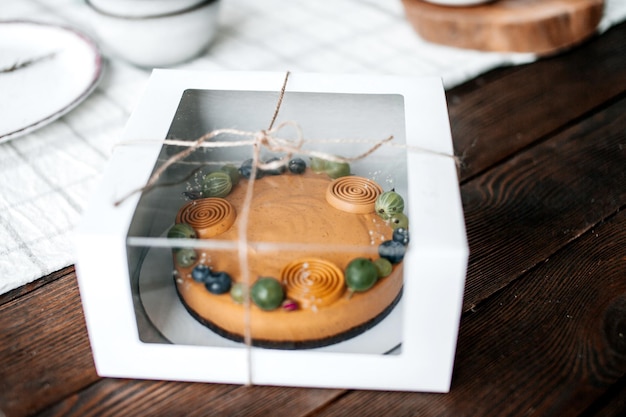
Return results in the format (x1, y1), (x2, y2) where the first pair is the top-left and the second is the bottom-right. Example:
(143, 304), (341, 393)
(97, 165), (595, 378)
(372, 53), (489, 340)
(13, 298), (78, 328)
(1, 0), (625, 294)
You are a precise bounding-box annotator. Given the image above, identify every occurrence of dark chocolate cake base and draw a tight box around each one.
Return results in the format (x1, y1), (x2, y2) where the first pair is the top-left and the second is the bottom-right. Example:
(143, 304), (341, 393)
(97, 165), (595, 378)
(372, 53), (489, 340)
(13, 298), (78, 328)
(176, 285), (404, 350)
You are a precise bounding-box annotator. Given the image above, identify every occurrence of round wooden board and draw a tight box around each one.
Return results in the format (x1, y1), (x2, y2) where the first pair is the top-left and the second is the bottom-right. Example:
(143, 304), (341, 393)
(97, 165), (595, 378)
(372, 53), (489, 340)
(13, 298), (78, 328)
(401, 0), (604, 55)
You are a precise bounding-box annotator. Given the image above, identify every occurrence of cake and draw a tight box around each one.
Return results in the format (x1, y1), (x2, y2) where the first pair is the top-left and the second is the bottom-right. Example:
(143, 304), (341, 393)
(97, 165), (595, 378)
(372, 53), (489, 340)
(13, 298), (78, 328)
(169, 157), (409, 349)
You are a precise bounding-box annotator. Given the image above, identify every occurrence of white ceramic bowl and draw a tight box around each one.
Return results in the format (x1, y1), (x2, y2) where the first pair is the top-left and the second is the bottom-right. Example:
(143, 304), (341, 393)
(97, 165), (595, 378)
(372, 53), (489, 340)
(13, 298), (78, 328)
(423, 0), (493, 5)
(87, 0), (220, 67)
(88, 0), (208, 18)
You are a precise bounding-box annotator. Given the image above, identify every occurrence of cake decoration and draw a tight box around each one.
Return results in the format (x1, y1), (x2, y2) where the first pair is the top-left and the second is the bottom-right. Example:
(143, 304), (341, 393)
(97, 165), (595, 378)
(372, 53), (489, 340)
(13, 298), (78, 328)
(168, 155), (409, 348)
(167, 222), (196, 240)
(375, 190), (405, 220)
(310, 156), (351, 179)
(388, 212), (409, 230)
(251, 277), (285, 311)
(281, 258), (345, 309)
(287, 157), (306, 174)
(175, 198), (236, 238)
(345, 257), (380, 294)
(325, 176), (383, 214)
(191, 264), (233, 294)
(201, 171), (232, 198)
(175, 247), (198, 267)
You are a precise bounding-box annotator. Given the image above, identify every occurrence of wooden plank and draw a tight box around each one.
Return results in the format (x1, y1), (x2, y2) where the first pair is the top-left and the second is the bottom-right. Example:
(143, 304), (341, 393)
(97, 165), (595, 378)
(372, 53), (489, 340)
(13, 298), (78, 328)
(311, 209), (626, 416)
(0, 273), (99, 417)
(461, 95), (626, 310)
(581, 376), (626, 416)
(36, 379), (237, 417)
(0, 269), (342, 417)
(401, 0), (604, 54)
(38, 378), (344, 416)
(446, 21), (626, 181)
(0, 265), (74, 308)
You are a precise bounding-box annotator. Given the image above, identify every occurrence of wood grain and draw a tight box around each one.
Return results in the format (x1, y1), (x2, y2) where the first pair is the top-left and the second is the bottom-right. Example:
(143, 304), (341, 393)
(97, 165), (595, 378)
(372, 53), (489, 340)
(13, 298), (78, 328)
(37, 379), (344, 417)
(401, 0), (604, 54)
(0, 273), (98, 417)
(582, 376), (626, 416)
(461, 96), (626, 310)
(310, 210), (626, 416)
(0, 266), (75, 307)
(446, 21), (626, 181)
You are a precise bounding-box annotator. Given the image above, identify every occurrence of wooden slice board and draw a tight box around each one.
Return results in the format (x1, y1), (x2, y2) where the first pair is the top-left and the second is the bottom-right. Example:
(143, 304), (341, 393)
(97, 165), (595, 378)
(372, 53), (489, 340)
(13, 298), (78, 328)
(401, 0), (604, 55)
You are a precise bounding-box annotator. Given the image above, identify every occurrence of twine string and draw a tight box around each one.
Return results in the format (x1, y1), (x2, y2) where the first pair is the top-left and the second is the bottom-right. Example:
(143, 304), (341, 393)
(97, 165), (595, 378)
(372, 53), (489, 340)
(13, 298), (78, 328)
(113, 69), (460, 206)
(240, 70), (291, 386)
(113, 120), (399, 206)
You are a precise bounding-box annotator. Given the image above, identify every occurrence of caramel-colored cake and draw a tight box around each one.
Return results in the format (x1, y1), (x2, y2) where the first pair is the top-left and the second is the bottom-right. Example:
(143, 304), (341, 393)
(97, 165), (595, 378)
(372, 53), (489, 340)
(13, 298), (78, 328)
(172, 167), (405, 349)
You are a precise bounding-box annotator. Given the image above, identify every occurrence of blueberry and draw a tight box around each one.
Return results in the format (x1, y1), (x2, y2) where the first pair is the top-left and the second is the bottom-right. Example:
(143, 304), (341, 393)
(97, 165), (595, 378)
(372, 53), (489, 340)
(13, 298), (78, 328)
(239, 158), (264, 179)
(392, 227), (410, 246)
(288, 158), (306, 174)
(205, 271), (232, 294)
(191, 264), (211, 282)
(378, 240), (406, 264)
(263, 157), (286, 175)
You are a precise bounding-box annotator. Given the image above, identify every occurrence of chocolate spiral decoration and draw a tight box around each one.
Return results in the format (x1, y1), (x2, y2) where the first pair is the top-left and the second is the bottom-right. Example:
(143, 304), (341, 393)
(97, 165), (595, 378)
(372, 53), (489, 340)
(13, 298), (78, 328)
(325, 176), (383, 214)
(176, 198), (236, 238)
(281, 258), (345, 309)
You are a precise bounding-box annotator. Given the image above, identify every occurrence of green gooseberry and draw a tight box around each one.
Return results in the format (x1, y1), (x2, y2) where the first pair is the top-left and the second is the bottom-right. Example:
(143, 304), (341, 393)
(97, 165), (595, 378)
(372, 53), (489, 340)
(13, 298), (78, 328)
(251, 277), (284, 310)
(175, 247), (198, 267)
(202, 171), (232, 198)
(310, 157), (328, 173)
(325, 160), (351, 179)
(230, 282), (246, 304)
(388, 213), (409, 230)
(167, 223), (197, 252)
(220, 164), (241, 186)
(345, 257), (378, 293)
(375, 190), (405, 220)
(373, 258), (393, 278)
(167, 223), (197, 240)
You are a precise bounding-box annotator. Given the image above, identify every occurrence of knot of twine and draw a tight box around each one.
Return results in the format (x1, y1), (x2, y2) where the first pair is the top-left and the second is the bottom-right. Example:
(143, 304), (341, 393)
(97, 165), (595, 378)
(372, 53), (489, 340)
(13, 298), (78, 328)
(114, 69), (402, 206)
(114, 120), (395, 206)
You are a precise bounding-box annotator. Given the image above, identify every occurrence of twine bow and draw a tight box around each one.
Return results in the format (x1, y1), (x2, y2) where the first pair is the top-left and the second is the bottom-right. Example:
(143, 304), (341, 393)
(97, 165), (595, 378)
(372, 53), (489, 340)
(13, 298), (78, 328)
(114, 79), (395, 207)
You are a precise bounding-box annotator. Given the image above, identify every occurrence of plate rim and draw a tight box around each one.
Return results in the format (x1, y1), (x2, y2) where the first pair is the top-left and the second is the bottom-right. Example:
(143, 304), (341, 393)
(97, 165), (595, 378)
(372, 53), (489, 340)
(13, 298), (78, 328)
(0, 20), (104, 143)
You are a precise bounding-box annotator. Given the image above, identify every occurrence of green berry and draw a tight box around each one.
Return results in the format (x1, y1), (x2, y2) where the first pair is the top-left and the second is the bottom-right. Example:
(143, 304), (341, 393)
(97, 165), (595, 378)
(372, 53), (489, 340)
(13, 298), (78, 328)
(310, 157), (350, 178)
(230, 282), (246, 304)
(167, 223), (197, 242)
(251, 277), (284, 310)
(388, 213), (409, 230)
(375, 190), (405, 220)
(345, 258), (378, 292)
(220, 164), (241, 186)
(373, 258), (393, 278)
(325, 160), (350, 179)
(175, 247), (198, 267)
(310, 157), (327, 173)
(202, 171), (232, 198)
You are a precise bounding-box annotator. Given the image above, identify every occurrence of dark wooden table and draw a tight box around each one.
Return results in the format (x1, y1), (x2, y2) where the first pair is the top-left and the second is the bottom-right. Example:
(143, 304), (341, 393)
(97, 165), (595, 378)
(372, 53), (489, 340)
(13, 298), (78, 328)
(2, 21), (625, 417)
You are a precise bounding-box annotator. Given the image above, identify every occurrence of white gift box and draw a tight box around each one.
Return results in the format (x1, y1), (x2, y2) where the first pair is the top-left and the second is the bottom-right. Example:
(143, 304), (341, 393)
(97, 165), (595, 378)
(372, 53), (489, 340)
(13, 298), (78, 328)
(75, 70), (468, 392)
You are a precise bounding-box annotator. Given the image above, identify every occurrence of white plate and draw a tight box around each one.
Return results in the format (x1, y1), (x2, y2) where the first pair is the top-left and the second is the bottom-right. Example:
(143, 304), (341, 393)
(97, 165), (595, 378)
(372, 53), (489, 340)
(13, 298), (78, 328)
(0, 21), (103, 143)
(138, 243), (403, 354)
